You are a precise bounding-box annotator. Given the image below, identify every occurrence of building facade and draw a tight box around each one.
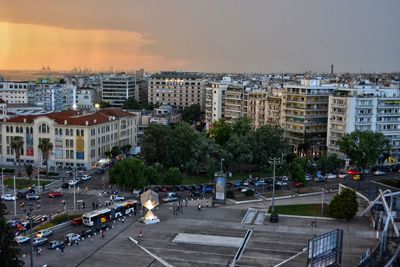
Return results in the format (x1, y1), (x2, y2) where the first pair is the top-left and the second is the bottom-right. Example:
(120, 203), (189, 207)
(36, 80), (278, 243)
(327, 85), (400, 162)
(0, 81), (32, 104)
(76, 87), (100, 111)
(224, 84), (249, 124)
(282, 80), (336, 156)
(0, 108), (137, 169)
(148, 72), (206, 110)
(205, 77), (232, 125)
(101, 75), (137, 107)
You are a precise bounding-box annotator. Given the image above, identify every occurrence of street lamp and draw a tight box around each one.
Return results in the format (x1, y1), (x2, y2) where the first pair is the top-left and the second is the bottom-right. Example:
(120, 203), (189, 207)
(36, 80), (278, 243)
(1, 168), (4, 197)
(268, 157), (282, 213)
(26, 203), (34, 267)
(220, 158), (225, 173)
(13, 174), (16, 216)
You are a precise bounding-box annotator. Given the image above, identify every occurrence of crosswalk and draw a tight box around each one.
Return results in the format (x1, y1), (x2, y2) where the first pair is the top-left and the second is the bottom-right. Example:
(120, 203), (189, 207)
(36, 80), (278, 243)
(53, 187), (105, 197)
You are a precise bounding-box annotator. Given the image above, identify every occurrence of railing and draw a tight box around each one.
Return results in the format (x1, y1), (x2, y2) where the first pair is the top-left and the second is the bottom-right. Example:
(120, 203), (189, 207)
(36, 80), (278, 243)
(384, 242), (400, 267)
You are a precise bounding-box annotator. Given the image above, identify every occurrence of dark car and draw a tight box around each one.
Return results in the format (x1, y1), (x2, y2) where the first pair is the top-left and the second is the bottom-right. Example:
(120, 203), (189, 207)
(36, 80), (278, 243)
(61, 183), (69, 189)
(48, 240), (65, 250)
(17, 190), (32, 199)
(179, 185), (189, 191)
(153, 186), (161, 193)
(161, 186), (170, 192)
(80, 228), (94, 238)
(170, 186), (180, 192)
(189, 190), (204, 198)
(99, 223), (110, 231)
(270, 212), (279, 223)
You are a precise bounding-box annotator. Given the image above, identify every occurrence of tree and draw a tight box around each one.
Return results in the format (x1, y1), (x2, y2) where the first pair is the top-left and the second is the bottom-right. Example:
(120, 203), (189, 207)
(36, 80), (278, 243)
(207, 119), (232, 146)
(122, 97), (156, 110)
(110, 146), (122, 158)
(328, 188), (358, 220)
(10, 136), (24, 176)
(104, 151), (112, 159)
(290, 162), (307, 192)
(225, 133), (254, 172)
(121, 144), (132, 156)
(254, 125), (287, 167)
(338, 130), (390, 170)
(316, 154), (344, 174)
(38, 138), (53, 178)
(181, 104), (202, 124)
(109, 158), (148, 190)
(0, 202), (24, 266)
(142, 124), (174, 166)
(26, 165), (33, 185)
(144, 165), (162, 186)
(164, 167), (182, 186)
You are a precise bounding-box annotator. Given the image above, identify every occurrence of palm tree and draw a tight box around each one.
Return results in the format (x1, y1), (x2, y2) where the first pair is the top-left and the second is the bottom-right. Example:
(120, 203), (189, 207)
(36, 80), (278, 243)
(10, 136), (24, 176)
(38, 138), (53, 178)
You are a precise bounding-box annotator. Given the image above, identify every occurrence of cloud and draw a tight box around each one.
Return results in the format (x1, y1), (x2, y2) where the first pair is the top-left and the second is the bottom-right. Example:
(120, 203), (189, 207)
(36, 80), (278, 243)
(0, 22), (191, 71)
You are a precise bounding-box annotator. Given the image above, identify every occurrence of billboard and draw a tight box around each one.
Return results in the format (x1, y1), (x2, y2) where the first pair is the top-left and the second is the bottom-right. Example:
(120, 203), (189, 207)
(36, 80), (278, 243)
(26, 132), (34, 156)
(307, 229), (343, 267)
(214, 172), (227, 204)
(76, 136), (84, 160)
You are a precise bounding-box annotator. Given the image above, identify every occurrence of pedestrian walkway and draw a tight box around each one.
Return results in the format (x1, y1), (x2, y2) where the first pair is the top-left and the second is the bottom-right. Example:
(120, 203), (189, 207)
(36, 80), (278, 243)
(54, 187), (104, 197)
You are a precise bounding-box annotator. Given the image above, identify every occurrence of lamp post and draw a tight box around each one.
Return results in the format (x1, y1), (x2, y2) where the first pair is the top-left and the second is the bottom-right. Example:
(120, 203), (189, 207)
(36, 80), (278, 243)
(1, 168), (4, 196)
(268, 157), (282, 213)
(13, 174), (17, 216)
(27, 203), (34, 267)
(220, 158), (224, 173)
(37, 159), (41, 192)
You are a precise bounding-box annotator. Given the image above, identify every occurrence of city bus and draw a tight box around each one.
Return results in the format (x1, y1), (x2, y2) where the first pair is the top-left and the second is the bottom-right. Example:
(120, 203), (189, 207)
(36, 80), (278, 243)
(82, 200), (137, 227)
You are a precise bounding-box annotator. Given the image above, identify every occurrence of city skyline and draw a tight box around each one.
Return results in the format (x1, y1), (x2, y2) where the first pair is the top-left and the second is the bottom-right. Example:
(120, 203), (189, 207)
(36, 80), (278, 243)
(0, 0), (399, 73)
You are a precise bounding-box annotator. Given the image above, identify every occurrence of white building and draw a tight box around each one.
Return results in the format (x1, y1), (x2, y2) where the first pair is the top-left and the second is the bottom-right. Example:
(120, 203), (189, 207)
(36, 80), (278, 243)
(205, 77), (232, 125)
(0, 108), (137, 169)
(327, 84), (400, 162)
(101, 74), (138, 107)
(76, 87), (100, 111)
(0, 81), (33, 104)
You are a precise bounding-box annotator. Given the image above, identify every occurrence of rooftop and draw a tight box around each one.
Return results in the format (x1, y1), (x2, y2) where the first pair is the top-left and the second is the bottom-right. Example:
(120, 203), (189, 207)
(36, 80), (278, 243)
(150, 71), (204, 80)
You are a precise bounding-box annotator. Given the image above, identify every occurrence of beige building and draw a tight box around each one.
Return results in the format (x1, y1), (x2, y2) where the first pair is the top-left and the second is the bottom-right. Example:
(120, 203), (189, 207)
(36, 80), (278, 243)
(282, 80), (336, 156)
(224, 84), (249, 124)
(148, 72), (206, 110)
(247, 90), (282, 128)
(0, 108), (137, 169)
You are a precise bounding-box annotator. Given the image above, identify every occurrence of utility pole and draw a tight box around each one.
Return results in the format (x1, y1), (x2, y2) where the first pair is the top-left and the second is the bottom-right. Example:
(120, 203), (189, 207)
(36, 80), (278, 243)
(268, 157), (282, 213)
(37, 157), (40, 192)
(28, 203), (34, 267)
(1, 168), (4, 196)
(220, 158), (224, 173)
(321, 189), (325, 216)
(13, 174), (16, 216)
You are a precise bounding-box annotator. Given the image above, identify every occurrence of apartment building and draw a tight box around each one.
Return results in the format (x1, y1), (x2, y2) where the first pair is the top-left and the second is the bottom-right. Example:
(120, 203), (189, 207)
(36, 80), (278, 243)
(0, 81), (33, 104)
(101, 75), (137, 107)
(76, 87), (100, 110)
(282, 79), (336, 156)
(327, 85), (400, 162)
(247, 89), (283, 129)
(205, 77), (232, 125)
(147, 72), (206, 110)
(0, 108), (137, 169)
(224, 84), (251, 124)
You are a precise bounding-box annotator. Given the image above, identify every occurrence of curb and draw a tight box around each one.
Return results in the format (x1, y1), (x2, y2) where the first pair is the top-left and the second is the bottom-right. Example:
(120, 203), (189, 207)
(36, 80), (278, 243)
(266, 213), (339, 221)
(233, 198), (263, 205)
(261, 190), (338, 201)
(46, 220), (71, 231)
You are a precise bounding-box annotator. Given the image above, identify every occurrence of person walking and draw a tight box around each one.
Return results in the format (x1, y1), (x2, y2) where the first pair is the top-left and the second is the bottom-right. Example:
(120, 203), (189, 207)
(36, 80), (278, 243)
(60, 246), (64, 255)
(139, 229), (143, 238)
(76, 240), (79, 246)
(101, 230), (105, 238)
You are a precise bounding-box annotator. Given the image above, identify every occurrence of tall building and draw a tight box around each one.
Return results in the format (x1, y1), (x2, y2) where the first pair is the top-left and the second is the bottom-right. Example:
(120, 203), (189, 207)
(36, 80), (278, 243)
(224, 84), (250, 124)
(282, 79), (336, 156)
(205, 77), (232, 125)
(101, 74), (137, 107)
(76, 87), (100, 111)
(327, 85), (400, 162)
(247, 89), (282, 128)
(0, 81), (33, 104)
(147, 72), (206, 110)
(0, 108), (137, 169)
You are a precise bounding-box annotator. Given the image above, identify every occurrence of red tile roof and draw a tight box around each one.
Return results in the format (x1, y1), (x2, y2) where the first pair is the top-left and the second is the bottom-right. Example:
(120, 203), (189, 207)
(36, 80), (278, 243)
(4, 108), (135, 126)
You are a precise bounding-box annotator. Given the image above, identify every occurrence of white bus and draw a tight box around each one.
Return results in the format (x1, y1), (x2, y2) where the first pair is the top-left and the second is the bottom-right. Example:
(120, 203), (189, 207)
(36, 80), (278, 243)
(82, 200), (137, 227)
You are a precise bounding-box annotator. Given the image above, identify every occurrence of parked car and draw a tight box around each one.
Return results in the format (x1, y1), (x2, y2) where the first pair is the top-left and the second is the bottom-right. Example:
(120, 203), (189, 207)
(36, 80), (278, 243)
(15, 235), (30, 244)
(80, 228), (94, 238)
(293, 181), (304, 187)
(110, 195), (125, 201)
(243, 180), (250, 186)
(281, 176), (289, 181)
(61, 183), (69, 189)
(338, 173), (347, 179)
(276, 181), (288, 187)
(202, 185), (214, 193)
(7, 219), (21, 228)
(162, 192), (179, 203)
(68, 180), (79, 186)
(96, 168), (105, 174)
(26, 193), (40, 200)
(64, 233), (80, 243)
(48, 240), (65, 250)
(179, 185), (189, 191)
(254, 181), (265, 187)
(240, 187), (253, 193)
(48, 191), (63, 198)
(33, 237), (48, 246)
(326, 173), (337, 179)
(188, 190), (203, 198)
(71, 217), (83, 226)
(132, 189), (143, 198)
(1, 194), (16, 201)
(161, 186), (170, 192)
(81, 175), (91, 181)
(17, 190), (32, 199)
(36, 229), (52, 238)
(347, 169), (362, 175)
(314, 177), (326, 183)
(373, 170), (386, 176)
(305, 174), (313, 181)
(153, 186), (161, 193)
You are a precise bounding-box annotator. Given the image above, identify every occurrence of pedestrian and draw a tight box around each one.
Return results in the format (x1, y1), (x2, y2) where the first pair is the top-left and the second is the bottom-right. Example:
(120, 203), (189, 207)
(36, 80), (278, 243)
(139, 229), (143, 238)
(184, 198), (188, 207)
(60, 247), (64, 255)
(82, 202), (85, 209)
(42, 184), (45, 191)
(76, 240), (79, 246)
(92, 202), (95, 210)
(36, 248), (40, 257)
(101, 230), (105, 238)
(122, 218), (125, 223)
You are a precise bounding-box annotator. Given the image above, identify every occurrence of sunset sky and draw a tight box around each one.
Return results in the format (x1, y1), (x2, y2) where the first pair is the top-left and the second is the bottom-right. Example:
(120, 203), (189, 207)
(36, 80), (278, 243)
(0, 0), (399, 73)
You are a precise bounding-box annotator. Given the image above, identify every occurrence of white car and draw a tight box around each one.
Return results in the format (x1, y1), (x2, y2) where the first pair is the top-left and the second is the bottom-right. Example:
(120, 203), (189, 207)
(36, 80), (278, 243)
(32, 237), (48, 246)
(15, 236), (30, 244)
(373, 170), (386, 176)
(36, 229), (52, 238)
(240, 187), (253, 193)
(65, 233), (80, 243)
(326, 173), (337, 179)
(111, 195), (125, 201)
(68, 180), (79, 186)
(281, 176), (289, 181)
(81, 175), (91, 181)
(1, 194), (16, 201)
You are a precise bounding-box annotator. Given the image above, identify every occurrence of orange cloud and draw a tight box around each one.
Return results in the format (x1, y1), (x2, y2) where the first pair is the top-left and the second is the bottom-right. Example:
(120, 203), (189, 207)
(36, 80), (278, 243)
(0, 22), (191, 71)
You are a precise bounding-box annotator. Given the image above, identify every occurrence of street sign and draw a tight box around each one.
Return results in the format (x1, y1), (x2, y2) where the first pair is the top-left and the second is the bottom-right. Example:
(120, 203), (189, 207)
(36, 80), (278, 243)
(214, 172), (227, 204)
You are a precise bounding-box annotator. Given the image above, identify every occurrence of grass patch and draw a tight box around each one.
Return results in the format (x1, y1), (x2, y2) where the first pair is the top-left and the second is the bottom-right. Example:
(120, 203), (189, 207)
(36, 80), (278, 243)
(4, 178), (51, 189)
(35, 213), (82, 231)
(268, 203), (330, 217)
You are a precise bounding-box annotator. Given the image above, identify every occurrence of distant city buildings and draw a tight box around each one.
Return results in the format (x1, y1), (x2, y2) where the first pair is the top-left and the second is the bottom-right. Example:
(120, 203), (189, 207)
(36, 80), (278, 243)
(0, 81), (32, 104)
(148, 72), (206, 110)
(76, 87), (100, 111)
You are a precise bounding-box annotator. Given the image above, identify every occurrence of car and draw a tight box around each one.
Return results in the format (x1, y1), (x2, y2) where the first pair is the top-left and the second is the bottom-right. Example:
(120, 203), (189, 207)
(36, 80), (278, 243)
(48, 240), (65, 250)
(132, 189), (143, 198)
(243, 180), (250, 186)
(326, 173), (337, 179)
(234, 181), (243, 187)
(99, 223), (110, 231)
(240, 187), (253, 193)
(305, 174), (313, 181)
(36, 229), (52, 238)
(111, 195), (125, 201)
(71, 217), (83, 226)
(347, 169), (362, 175)
(179, 185), (189, 191)
(96, 168), (105, 174)
(170, 186), (180, 192)
(68, 180), (79, 186)
(7, 219), (21, 227)
(314, 177), (326, 183)
(17, 190), (32, 199)
(188, 190), (204, 198)
(81, 175), (91, 181)
(338, 173), (347, 179)
(293, 181), (304, 187)
(61, 183), (69, 189)
(254, 181), (265, 187)
(202, 185), (214, 193)
(32, 237), (48, 246)
(15, 236), (30, 244)
(373, 170), (386, 176)
(48, 191), (63, 198)
(162, 192), (179, 203)
(161, 186), (170, 192)
(64, 233), (80, 243)
(1, 194), (16, 201)
(26, 193), (39, 200)
(80, 228), (94, 238)
(153, 186), (161, 193)
(276, 181), (288, 187)
(281, 176), (289, 181)
(270, 212), (279, 223)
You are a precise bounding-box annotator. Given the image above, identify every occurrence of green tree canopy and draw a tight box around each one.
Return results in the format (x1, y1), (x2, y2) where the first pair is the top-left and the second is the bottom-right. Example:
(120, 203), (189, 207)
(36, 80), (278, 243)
(316, 154), (345, 174)
(181, 104), (202, 124)
(164, 167), (183, 186)
(338, 130), (390, 170)
(109, 158), (148, 189)
(328, 188), (358, 220)
(122, 97), (156, 110)
(0, 202), (23, 267)
(207, 119), (232, 146)
(290, 162), (307, 185)
(38, 138), (53, 178)
(254, 125), (287, 167)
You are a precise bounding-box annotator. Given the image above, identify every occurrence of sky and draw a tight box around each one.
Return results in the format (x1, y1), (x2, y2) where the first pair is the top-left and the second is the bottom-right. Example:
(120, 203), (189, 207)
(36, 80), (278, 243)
(0, 0), (399, 73)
